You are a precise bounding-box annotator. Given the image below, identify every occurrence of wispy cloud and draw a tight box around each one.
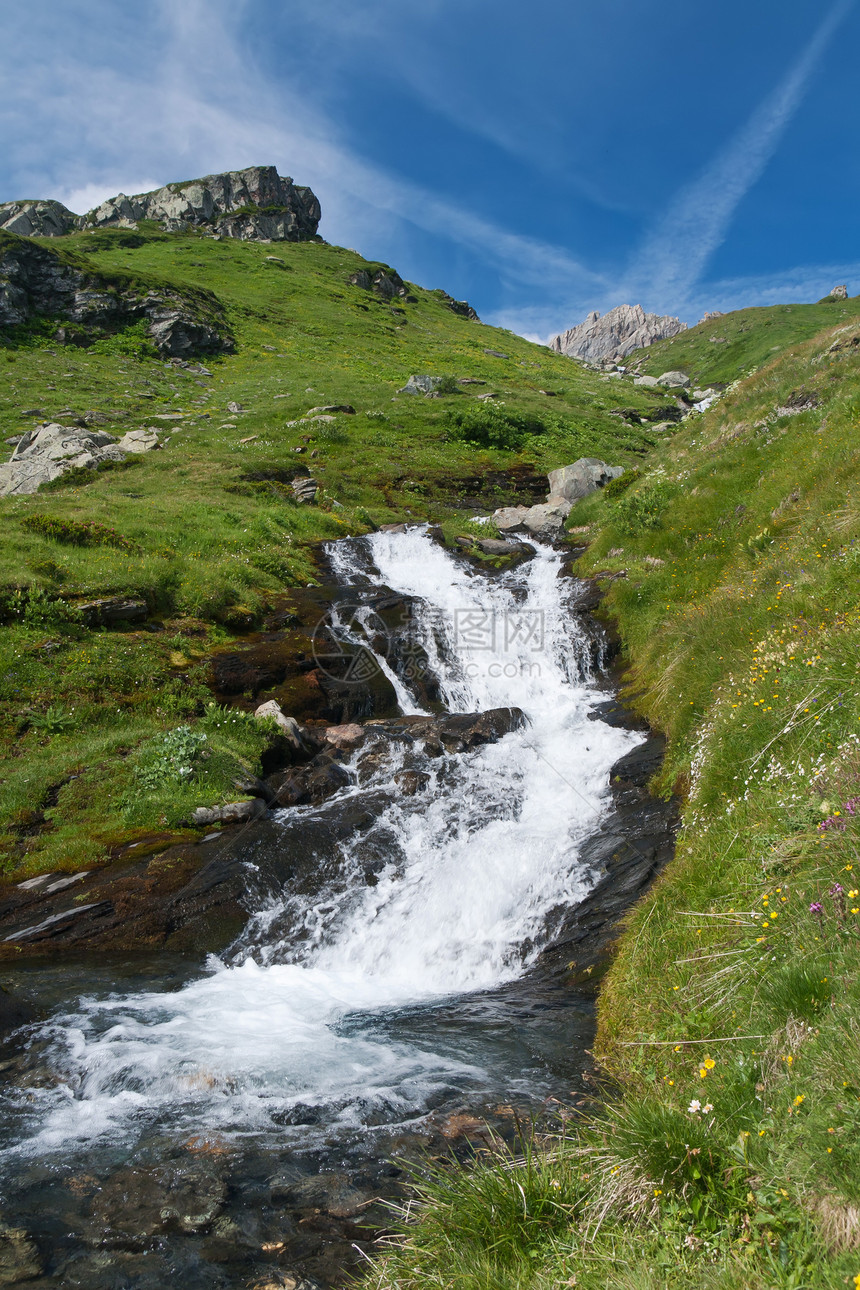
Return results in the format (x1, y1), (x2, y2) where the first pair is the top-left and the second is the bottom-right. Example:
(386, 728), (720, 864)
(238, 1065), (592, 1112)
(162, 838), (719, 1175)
(624, 0), (855, 313)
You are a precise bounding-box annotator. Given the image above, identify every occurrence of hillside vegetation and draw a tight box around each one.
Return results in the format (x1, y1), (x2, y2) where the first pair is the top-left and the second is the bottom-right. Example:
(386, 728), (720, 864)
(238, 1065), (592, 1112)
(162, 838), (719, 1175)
(632, 293), (860, 386)
(0, 226), (663, 879)
(370, 314), (860, 1286)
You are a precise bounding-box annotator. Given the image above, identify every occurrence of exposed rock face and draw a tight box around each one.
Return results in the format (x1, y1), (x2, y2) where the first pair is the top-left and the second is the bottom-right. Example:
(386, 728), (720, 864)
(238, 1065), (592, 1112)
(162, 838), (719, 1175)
(434, 289), (480, 320)
(0, 423), (128, 496)
(828, 284), (848, 300)
(1, 166), (320, 243)
(81, 165), (320, 241)
(0, 199), (79, 238)
(550, 303), (687, 366)
(656, 370), (691, 388)
(0, 230), (233, 357)
(398, 374), (445, 395)
(348, 265), (409, 299)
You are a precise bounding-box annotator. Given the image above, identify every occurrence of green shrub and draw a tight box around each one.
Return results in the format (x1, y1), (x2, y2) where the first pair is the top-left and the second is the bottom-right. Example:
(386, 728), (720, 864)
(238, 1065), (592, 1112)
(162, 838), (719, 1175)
(434, 373), (461, 395)
(603, 468), (641, 499)
(448, 402), (546, 451)
(614, 479), (672, 534)
(22, 514), (140, 552)
(133, 725), (208, 790)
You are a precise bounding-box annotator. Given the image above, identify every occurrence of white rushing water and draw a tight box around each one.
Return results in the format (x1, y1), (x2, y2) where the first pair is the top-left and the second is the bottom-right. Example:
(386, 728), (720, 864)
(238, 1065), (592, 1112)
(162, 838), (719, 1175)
(4, 530), (641, 1155)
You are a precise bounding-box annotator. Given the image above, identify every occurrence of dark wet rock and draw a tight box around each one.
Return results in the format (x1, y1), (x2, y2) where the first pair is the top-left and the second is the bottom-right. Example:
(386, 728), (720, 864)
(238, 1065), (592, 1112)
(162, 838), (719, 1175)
(393, 769), (430, 796)
(0, 986), (36, 1053)
(266, 754), (352, 808)
(0, 1220), (43, 1283)
(88, 1155), (227, 1246)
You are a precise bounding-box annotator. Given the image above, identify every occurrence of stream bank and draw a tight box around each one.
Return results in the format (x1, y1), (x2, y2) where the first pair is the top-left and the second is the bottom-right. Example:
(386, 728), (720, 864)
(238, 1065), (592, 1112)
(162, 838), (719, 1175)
(0, 528), (675, 1288)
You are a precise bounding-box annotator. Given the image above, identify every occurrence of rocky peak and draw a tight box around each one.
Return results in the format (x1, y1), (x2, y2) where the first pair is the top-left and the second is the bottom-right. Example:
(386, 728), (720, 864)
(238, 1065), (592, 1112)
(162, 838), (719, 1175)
(549, 303), (687, 366)
(0, 166), (321, 243)
(0, 199), (79, 238)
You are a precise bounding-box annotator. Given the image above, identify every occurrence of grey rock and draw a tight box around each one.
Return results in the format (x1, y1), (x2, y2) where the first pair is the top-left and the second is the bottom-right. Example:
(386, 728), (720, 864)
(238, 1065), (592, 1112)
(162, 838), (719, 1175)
(81, 165), (320, 242)
(634, 374), (661, 388)
(116, 427), (160, 453)
(0, 422), (126, 496)
(493, 502), (569, 537)
(0, 198), (78, 238)
(475, 538), (532, 556)
(483, 348), (509, 358)
(656, 370), (691, 388)
(397, 374), (444, 395)
(829, 284), (848, 300)
(433, 289), (479, 320)
(253, 701), (308, 752)
(78, 597), (148, 627)
(700, 310), (724, 322)
(191, 798), (268, 827)
(306, 404), (356, 415)
(349, 265), (408, 299)
(547, 458), (623, 504)
(291, 475), (319, 504)
(550, 303), (687, 366)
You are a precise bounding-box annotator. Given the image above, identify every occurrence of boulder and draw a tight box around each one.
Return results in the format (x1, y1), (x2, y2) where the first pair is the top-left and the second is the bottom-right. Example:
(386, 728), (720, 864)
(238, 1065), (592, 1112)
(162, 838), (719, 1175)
(116, 427), (160, 453)
(306, 404), (356, 416)
(0, 423), (126, 496)
(291, 476), (319, 504)
(253, 700), (308, 753)
(397, 374), (444, 395)
(324, 723), (366, 750)
(349, 266), (408, 299)
(547, 458), (624, 505)
(634, 375), (660, 387)
(829, 284), (848, 300)
(493, 502), (570, 537)
(78, 597), (148, 627)
(191, 798), (268, 827)
(656, 370), (691, 388)
(549, 304), (687, 365)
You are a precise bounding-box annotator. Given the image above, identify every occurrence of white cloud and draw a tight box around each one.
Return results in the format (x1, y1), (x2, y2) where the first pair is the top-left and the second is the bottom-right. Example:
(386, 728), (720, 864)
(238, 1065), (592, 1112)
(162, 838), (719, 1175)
(624, 0), (855, 313)
(56, 179), (164, 216)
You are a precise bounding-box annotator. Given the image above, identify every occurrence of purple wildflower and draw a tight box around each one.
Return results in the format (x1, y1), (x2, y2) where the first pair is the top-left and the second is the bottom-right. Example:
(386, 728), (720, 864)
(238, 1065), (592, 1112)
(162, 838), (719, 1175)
(810, 902), (823, 915)
(830, 883), (844, 897)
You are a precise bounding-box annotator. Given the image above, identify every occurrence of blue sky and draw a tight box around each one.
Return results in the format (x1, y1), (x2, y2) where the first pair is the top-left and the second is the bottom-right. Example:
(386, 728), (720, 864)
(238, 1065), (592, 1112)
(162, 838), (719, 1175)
(1, 0), (858, 339)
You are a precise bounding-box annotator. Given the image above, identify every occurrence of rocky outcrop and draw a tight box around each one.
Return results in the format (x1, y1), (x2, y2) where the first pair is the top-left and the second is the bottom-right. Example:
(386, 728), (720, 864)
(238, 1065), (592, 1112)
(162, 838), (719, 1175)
(0, 423), (127, 496)
(81, 165), (320, 241)
(0, 230), (233, 356)
(433, 289), (479, 320)
(494, 458), (623, 537)
(397, 374), (445, 395)
(0, 199), (79, 238)
(550, 303), (687, 366)
(829, 284), (849, 300)
(1, 166), (320, 243)
(348, 265), (410, 300)
(0, 421), (162, 496)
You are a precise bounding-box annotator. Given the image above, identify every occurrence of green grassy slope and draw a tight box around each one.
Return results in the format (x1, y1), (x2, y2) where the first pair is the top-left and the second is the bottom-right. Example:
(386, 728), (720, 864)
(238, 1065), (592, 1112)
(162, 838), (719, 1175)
(0, 226), (665, 879)
(370, 316), (860, 1285)
(628, 293), (860, 386)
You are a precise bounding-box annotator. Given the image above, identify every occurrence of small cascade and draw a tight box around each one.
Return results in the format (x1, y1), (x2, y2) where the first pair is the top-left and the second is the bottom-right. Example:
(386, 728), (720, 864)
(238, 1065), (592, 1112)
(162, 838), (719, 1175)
(0, 530), (640, 1158)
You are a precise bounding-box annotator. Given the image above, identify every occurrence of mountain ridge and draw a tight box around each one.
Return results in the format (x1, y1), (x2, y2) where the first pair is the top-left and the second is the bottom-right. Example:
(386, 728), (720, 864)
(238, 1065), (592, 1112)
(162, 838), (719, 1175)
(0, 165), (321, 243)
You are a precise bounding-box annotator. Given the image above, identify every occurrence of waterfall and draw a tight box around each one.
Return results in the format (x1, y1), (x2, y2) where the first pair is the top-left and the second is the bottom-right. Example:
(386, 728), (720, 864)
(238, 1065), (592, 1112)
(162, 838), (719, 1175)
(1, 530), (640, 1156)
